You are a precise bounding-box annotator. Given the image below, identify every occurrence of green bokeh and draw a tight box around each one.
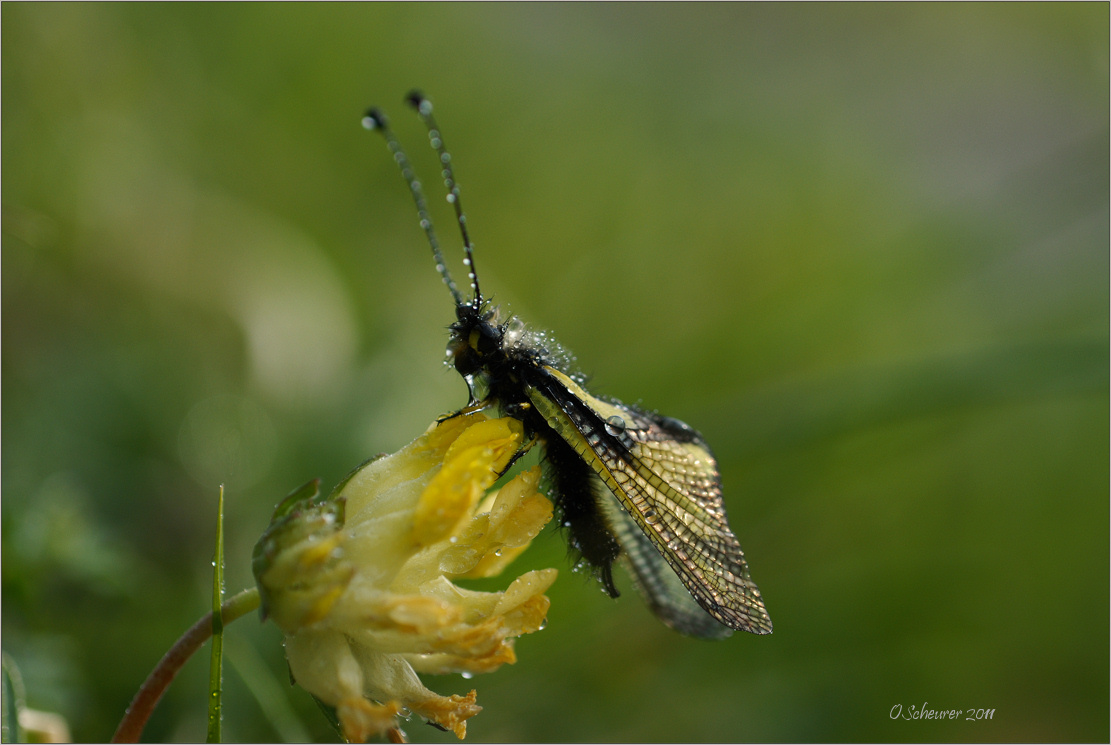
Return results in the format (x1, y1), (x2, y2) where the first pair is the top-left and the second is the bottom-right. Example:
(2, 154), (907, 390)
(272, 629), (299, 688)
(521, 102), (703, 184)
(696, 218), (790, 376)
(2, 4), (1106, 742)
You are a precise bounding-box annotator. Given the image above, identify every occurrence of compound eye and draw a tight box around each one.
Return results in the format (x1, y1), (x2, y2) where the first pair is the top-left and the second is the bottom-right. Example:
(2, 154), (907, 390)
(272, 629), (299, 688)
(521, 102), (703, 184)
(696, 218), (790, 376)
(447, 338), (481, 377)
(455, 350), (482, 377)
(476, 324), (502, 355)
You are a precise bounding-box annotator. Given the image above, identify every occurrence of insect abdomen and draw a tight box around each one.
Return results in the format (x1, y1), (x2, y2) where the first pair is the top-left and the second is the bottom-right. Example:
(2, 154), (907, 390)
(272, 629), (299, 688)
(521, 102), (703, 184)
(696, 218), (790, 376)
(540, 431), (622, 597)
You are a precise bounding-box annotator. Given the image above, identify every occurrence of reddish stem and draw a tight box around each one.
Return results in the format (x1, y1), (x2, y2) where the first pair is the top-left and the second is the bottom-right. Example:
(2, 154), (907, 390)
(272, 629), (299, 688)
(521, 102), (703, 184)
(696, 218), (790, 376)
(111, 588), (260, 743)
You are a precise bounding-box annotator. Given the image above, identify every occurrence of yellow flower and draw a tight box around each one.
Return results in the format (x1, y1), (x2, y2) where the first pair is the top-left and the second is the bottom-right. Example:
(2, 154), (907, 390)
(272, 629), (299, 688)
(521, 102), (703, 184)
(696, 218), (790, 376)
(252, 411), (556, 741)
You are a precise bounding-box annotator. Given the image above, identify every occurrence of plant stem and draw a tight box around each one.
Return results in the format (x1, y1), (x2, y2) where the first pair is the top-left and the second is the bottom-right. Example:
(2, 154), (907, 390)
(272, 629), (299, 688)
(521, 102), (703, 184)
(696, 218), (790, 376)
(111, 588), (260, 743)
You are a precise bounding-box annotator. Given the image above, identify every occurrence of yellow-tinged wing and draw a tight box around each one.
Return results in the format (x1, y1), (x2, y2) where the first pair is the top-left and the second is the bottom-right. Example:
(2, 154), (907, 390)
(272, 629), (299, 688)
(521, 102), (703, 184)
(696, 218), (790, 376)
(525, 366), (772, 636)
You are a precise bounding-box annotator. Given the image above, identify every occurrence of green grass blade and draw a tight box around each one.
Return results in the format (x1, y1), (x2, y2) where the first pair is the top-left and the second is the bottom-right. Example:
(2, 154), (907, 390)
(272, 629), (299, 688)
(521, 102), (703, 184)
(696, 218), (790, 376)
(2, 653), (24, 744)
(206, 485), (226, 743)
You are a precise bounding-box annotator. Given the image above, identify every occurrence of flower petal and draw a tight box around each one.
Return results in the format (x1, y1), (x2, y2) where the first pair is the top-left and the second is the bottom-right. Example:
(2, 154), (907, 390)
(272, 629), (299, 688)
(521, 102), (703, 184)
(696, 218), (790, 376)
(450, 467), (554, 579)
(409, 690), (481, 739)
(411, 418), (524, 546)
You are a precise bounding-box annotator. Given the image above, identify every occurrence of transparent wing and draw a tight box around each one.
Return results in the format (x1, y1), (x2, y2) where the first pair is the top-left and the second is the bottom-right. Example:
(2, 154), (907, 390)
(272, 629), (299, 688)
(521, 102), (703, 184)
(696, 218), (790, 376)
(527, 367), (773, 636)
(592, 472), (735, 638)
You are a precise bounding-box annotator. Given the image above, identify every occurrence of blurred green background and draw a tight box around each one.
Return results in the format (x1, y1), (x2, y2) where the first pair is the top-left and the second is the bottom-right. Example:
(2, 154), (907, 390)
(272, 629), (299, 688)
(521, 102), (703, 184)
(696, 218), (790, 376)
(3, 4), (1107, 743)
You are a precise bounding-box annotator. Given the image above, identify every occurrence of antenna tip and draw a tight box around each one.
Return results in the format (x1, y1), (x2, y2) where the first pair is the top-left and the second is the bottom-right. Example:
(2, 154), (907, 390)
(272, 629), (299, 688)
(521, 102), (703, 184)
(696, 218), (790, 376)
(405, 89), (433, 116)
(362, 107), (387, 131)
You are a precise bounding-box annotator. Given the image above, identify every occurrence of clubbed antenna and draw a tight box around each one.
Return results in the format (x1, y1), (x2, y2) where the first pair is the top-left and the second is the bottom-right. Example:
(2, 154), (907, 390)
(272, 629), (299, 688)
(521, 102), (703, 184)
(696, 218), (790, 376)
(362, 106), (464, 306)
(405, 90), (483, 309)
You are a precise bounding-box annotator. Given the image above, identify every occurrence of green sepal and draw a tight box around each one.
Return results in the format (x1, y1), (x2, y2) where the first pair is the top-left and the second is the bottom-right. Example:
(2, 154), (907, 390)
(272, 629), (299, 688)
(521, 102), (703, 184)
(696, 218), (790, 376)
(309, 692), (347, 743)
(270, 478), (324, 521)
